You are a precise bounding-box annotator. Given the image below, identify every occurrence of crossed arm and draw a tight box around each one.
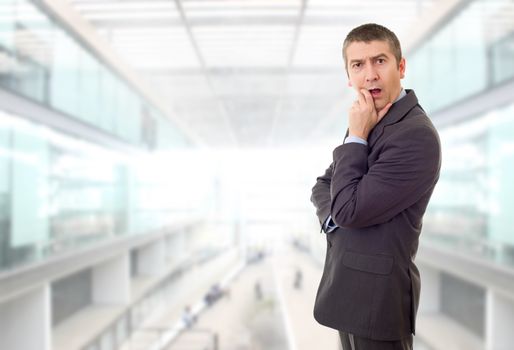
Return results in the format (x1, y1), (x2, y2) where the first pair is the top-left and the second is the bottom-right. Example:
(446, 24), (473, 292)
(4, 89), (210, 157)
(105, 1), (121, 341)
(311, 123), (440, 230)
(311, 163), (334, 231)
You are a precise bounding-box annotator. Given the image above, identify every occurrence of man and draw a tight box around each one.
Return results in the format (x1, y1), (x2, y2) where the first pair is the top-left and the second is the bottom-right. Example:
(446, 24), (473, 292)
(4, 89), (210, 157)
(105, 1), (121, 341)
(311, 23), (441, 350)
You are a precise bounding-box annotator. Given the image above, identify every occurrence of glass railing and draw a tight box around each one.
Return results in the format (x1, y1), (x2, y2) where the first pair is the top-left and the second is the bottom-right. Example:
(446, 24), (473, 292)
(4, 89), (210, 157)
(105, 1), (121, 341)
(0, 109), (205, 273)
(0, 0), (188, 149)
(423, 100), (514, 269)
(404, 0), (514, 114)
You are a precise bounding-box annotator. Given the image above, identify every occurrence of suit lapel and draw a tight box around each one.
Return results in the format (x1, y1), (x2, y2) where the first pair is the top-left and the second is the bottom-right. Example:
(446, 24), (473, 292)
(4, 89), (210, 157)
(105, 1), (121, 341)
(368, 90), (419, 148)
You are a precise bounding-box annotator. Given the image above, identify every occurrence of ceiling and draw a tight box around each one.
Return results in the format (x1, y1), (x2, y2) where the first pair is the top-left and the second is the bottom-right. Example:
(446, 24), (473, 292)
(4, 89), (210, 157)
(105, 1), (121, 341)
(68, 0), (438, 148)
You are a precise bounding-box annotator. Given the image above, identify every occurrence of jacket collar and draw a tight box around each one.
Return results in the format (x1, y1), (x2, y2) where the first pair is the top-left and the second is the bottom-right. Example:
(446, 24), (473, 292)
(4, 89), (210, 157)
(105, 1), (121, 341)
(368, 89), (419, 148)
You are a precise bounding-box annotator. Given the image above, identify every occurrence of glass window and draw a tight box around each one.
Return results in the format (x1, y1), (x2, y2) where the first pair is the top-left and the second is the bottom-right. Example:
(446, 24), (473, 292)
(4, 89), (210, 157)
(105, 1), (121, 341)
(453, 4), (487, 101)
(98, 67), (117, 133)
(0, 0), (15, 51)
(0, 111), (151, 272)
(14, 55), (46, 101)
(10, 119), (49, 254)
(126, 91), (141, 145)
(407, 0), (512, 113)
(486, 104), (514, 248)
(50, 30), (79, 116)
(405, 45), (429, 109)
(77, 50), (100, 125)
(0, 0), (190, 147)
(426, 101), (514, 267)
(0, 117), (10, 269)
(429, 24), (455, 111)
(0, 0), (16, 88)
(11, 0), (52, 102)
(156, 112), (189, 149)
(48, 137), (124, 249)
(115, 87), (141, 144)
(490, 32), (514, 85)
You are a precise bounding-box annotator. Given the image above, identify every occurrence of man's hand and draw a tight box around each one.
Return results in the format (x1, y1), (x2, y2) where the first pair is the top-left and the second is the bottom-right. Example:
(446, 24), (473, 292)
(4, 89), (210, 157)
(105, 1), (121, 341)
(348, 89), (392, 140)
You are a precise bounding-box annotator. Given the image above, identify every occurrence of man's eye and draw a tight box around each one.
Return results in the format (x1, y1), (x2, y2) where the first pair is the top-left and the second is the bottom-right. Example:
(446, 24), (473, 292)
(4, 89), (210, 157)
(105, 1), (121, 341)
(352, 63), (361, 68)
(377, 59), (385, 64)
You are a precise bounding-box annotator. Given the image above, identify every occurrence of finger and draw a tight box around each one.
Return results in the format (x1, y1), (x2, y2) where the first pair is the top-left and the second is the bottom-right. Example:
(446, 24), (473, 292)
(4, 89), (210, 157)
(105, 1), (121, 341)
(348, 103), (356, 116)
(360, 89), (374, 106)
(377, 102), (393, 120)
(357, 90), (366, 106)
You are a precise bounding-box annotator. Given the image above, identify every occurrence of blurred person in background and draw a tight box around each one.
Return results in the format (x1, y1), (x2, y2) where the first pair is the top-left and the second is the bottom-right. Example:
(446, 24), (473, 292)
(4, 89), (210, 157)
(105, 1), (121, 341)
(182, 305), (196, 329)
(311, 23), (441, 350)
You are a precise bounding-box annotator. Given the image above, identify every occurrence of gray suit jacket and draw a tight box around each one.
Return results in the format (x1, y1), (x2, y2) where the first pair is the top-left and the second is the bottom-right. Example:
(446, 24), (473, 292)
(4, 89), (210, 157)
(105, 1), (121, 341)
(311, 90), (441, 341)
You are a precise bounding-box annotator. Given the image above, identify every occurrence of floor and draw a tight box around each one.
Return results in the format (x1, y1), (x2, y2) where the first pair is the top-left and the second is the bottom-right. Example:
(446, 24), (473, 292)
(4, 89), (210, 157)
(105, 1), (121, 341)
(127, 244), (437, 350)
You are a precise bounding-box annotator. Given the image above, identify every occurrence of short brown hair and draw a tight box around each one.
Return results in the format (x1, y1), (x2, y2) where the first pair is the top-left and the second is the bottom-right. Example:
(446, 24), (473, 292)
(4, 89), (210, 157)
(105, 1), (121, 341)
(342, 23), (402, 70)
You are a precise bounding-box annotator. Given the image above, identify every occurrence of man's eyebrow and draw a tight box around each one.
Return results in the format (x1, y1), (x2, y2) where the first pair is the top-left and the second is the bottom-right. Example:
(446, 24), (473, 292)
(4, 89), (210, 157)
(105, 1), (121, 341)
(372, 53), (388, 60)
(349, 53), (389, 64)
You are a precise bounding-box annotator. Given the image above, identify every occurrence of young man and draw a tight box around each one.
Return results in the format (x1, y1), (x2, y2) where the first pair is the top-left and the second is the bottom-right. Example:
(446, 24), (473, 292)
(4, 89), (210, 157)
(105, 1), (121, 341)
(311, 23), (441, 350)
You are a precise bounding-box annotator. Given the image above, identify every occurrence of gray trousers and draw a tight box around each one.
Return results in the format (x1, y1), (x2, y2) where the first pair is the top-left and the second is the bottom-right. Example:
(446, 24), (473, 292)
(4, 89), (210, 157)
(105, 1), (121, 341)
(339, 332), (413, 350)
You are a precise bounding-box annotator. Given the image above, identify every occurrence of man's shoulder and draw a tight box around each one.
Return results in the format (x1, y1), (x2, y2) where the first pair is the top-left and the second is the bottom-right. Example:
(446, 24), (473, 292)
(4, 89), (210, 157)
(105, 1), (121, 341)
(383, 107), (439, 145)
(407, 105), (437, 132)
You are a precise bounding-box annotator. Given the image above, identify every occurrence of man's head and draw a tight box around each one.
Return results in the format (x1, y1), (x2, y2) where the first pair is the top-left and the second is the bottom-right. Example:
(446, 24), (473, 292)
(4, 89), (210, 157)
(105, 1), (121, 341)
(343, 23), (402, 69)
(343, 23), (406, 111)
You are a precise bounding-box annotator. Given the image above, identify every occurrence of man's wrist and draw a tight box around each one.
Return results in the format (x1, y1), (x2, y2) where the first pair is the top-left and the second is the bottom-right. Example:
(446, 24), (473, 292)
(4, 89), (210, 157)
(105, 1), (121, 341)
(345, 135), (368, 146)
(348, 131), (368, 140)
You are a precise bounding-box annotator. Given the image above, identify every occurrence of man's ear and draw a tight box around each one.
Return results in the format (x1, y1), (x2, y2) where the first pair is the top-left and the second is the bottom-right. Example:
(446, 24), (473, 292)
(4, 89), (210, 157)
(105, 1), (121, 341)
(399, 57), (406, 79)
(348, 80), (352, 87)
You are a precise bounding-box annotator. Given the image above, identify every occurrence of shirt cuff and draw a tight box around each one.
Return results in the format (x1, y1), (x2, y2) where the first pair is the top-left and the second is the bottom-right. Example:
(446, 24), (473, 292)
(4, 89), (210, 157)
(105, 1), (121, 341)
(344, 135), (368, 146)
(324, 215), (338, 233)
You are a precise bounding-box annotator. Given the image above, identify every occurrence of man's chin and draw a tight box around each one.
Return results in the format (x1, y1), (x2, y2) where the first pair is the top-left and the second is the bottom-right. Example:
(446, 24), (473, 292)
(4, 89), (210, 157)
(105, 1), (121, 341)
(374, 101), (386, 111)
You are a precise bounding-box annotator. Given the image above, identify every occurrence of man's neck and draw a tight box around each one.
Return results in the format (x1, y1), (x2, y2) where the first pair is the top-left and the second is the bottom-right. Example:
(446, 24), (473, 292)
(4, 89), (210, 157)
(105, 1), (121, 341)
(393, 88), (406, 104)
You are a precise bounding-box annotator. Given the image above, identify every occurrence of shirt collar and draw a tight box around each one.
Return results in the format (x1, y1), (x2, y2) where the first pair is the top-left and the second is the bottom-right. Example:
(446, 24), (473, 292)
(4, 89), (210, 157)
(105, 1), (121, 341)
(393, 88), (406, 104)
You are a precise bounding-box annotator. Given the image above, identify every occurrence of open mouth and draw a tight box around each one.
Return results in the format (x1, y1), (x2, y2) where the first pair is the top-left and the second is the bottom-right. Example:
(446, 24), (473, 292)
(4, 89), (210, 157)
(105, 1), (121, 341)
(368, 88), (382, 98)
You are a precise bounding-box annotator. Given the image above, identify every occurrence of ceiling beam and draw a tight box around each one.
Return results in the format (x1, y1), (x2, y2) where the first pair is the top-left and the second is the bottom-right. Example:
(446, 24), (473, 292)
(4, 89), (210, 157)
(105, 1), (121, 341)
(173, 0), (239, 146)
(266, 0), (308, 146)
(89, 15), (362, 28)
(140, 66), (343, 76)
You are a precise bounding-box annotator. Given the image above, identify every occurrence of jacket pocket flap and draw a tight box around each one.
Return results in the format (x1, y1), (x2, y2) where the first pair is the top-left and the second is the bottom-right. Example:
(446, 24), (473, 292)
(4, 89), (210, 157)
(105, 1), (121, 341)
(342, 251), (394, 275)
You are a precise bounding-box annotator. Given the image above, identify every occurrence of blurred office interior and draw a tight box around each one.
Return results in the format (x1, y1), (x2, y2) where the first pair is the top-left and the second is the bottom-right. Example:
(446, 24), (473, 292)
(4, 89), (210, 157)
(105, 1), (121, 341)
(1, 0), (514, 349)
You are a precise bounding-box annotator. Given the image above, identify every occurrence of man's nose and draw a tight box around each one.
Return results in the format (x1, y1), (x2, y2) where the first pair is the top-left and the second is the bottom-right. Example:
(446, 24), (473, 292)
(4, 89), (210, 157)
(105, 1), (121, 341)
(365, 65), (378, 82)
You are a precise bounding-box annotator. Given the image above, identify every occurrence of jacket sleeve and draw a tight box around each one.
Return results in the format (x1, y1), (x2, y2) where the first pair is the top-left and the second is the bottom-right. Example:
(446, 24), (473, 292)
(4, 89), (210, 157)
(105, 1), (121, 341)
(330, 123), (441, 228)
(311, 163), (333, 229)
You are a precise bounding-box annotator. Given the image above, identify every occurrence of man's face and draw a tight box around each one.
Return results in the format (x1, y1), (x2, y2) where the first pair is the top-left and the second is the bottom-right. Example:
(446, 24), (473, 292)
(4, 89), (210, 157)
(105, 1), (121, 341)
(345, 40), (405, 111)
